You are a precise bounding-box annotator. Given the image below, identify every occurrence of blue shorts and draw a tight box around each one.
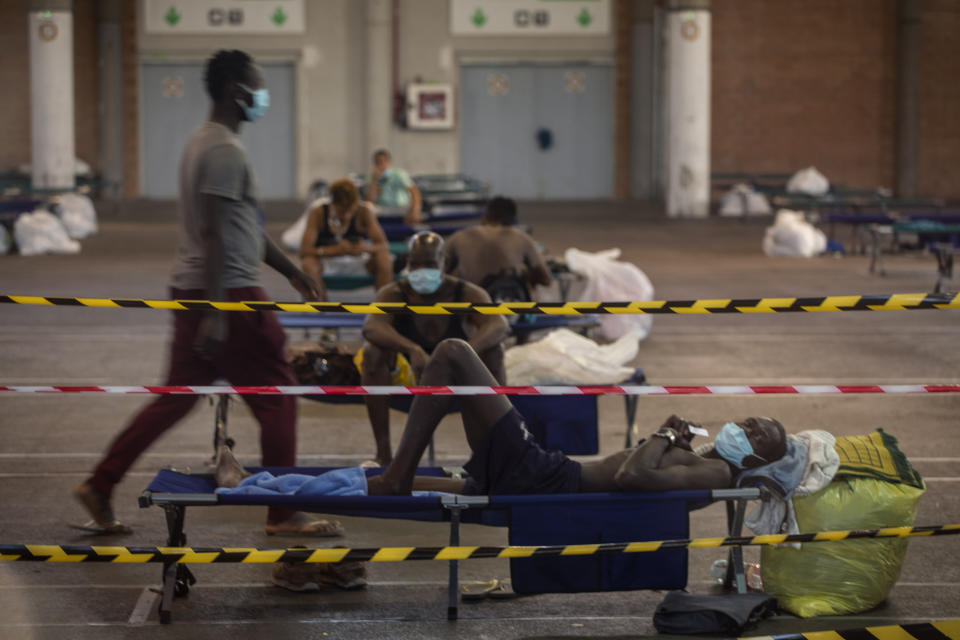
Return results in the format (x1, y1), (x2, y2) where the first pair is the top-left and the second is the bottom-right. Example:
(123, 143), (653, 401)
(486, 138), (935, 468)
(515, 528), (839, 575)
(462, 408), (581, 495)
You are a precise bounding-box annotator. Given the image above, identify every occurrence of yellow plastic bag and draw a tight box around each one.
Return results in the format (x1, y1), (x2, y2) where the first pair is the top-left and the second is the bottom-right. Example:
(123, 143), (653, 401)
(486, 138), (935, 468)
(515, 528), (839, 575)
(353, 348), (416, 386)
(761, 477), (924, 618)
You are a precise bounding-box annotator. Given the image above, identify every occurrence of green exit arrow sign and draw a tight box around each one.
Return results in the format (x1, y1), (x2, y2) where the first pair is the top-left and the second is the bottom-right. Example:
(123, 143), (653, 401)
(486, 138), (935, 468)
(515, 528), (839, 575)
(471, 8), (487, 28)
(576, 8), (592, 28)
(164, 6), (180, 26)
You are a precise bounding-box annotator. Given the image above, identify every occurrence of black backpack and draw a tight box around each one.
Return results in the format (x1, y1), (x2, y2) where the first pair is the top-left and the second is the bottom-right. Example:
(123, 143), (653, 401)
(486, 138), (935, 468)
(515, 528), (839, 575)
(480, 268), (531, 304)
(653, 591), (778, 635)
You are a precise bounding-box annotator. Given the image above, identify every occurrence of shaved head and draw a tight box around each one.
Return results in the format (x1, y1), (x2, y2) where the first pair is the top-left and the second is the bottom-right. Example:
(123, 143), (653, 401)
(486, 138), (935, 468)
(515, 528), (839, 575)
(407, 231), (445, 271)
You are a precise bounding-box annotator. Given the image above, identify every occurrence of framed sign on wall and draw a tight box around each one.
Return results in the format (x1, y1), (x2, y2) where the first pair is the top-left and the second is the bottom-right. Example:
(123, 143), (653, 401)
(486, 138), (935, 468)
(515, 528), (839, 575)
(406, 84), (455, 130)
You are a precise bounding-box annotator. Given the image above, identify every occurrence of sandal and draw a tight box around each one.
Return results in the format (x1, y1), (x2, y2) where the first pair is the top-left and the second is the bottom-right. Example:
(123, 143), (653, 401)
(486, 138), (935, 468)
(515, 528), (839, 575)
(460, 579), (500, 601)
(488, 578), (518, 599)
(265, 512), (345, 537)
(72, 482), (133, 535)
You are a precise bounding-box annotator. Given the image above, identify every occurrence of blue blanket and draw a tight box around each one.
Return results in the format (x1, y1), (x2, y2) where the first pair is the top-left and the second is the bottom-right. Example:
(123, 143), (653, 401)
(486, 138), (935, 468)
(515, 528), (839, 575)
(215, 467), (451, 498)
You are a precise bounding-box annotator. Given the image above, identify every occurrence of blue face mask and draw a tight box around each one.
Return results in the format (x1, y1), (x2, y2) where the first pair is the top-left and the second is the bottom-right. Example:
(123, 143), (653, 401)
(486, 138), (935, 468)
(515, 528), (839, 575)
(237, 84), (270, 122)
(407, 268), (443, 294)
(714, 422), (763, 469)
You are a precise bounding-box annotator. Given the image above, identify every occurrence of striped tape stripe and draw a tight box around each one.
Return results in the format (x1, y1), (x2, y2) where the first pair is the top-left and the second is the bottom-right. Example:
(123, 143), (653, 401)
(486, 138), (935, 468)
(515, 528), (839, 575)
(741, 620), (960, 640)
(1, 384), (958, 396)
(1, 293), (958, 314)
(2, 524), (957, 563)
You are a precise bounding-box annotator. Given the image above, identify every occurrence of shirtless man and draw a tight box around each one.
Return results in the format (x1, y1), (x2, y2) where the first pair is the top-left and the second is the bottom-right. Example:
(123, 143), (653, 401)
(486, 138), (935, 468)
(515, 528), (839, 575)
(444, 196), (551, 301)
(367, 339), (787, 496)
(360, 232), (510, 465)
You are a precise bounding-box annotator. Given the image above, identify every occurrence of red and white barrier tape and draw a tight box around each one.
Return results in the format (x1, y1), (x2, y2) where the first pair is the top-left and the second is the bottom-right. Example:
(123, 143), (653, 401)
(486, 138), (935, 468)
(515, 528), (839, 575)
(1, 384), (959, 396)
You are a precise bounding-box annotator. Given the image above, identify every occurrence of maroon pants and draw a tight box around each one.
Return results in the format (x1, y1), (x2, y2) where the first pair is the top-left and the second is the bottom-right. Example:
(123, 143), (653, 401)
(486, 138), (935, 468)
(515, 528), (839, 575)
(89, 287), (297, 522)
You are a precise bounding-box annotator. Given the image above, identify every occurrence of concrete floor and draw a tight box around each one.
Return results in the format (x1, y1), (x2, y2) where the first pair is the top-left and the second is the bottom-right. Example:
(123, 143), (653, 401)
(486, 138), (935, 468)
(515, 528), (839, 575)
(0, 200), (958, 639)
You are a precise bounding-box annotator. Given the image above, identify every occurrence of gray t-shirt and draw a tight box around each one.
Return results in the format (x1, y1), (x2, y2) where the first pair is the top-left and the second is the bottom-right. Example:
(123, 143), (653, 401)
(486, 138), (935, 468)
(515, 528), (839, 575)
(170, 122), (264, 290)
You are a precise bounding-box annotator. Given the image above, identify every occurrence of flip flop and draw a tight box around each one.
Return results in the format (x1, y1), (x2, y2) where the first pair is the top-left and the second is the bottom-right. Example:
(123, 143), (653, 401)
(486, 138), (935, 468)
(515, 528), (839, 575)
(69, 520), (134, 536)
(460, 579), (500, 601)
(488, 578), (518, 600)
(264, 519), (345, 537)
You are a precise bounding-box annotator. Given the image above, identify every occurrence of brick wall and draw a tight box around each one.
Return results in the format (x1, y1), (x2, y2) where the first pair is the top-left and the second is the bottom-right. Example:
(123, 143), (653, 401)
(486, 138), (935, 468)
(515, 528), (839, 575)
(0, 0), (100, 175)
(916, 0), (960, 199)
(74, 0), (100, 174)
(711, 0), (898, 191)
(0, 1), (31, 172)
(121, 0), (138, 197)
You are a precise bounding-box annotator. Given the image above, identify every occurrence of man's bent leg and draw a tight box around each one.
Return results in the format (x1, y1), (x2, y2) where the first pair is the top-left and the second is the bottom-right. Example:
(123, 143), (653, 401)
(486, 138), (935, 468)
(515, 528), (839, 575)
(477, 342), (506, 385)
(372, 339), (513, 494)
(361, 342), (396, 465)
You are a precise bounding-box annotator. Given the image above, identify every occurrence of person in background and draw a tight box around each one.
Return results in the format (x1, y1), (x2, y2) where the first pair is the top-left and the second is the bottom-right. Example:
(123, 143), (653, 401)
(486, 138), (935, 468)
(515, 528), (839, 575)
(299, 178), (392, 301)
(444, 196), (551, 303)
(365, 149), (422, 225)
(73, 49), (342, 538)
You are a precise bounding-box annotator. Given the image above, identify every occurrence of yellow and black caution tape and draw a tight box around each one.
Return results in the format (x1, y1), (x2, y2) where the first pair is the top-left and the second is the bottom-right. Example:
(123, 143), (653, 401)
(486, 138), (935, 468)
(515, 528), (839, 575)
(0, 292), (958, 315)
(739, 620), (960, 640)
(2, 524), (957, 564)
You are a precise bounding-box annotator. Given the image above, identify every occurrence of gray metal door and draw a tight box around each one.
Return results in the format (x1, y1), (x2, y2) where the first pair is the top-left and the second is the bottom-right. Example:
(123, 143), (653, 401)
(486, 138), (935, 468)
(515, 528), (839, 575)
(460, 64), (613, 199)
(140, 61), (296, 199)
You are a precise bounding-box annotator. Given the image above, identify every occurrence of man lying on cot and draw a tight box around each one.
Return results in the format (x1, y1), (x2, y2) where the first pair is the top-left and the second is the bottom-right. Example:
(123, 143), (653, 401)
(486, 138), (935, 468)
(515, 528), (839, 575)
(366, 338), (788, 496)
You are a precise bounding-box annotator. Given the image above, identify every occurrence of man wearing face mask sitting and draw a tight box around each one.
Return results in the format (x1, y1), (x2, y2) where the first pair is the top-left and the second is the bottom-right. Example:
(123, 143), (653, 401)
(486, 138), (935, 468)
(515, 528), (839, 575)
(366, 338), (789, 496)
(358, 232), (510, 466)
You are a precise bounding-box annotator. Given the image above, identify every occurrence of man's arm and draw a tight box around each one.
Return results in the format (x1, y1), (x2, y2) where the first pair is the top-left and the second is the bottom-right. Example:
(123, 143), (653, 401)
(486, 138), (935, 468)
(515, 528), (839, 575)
(194, 194), (230, 359)
(522, 234), (552, 288)
(614, 433), (731, 491)
(264, 232), (322, 301)
(361, 285), (429, 367)
(365, 172), (381, 203)
(461, 282), (510, 352)
(404, 184), (422, 225)
(353, 203), (389, 254)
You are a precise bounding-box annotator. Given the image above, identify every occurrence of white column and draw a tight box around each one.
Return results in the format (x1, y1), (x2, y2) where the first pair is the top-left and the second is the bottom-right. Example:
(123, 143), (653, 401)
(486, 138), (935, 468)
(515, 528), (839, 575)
(665, 1), (710, 217)
(365, 0), (393, 154)
(29, 7), (75, 190)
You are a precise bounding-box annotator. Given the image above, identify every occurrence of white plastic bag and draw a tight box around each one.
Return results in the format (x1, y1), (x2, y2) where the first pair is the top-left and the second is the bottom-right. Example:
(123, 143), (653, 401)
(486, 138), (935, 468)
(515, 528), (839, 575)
(762, 210), (827, 258)
(505, 328), (640, 385)
(57, 192), (98, 239)
(719, 183), (771, 217)
(564, 248), (654, 341)
(13, 209), (80, 256)
(786, 167), (830, 196)
(281, 209), (310, 251)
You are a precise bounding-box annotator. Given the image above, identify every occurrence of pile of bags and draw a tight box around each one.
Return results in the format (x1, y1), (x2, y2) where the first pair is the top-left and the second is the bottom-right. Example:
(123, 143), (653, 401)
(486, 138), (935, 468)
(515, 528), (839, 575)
(4, 193), (97, 256)
(718, 184), (771, 217)
(762, 209), (826, 258)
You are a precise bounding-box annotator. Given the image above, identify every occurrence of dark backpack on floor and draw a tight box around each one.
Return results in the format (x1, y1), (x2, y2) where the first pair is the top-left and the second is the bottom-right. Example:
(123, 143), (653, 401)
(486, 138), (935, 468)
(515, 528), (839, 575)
(653, 591), (778, 635)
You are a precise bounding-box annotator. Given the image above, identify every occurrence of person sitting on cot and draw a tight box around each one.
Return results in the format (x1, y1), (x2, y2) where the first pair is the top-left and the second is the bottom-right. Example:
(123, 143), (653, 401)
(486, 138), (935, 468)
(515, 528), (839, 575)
(357, 232), (510, 466)
(299, 178), (392, 301)
(365, 338), (788, 496)
(444, 196), (551, 304)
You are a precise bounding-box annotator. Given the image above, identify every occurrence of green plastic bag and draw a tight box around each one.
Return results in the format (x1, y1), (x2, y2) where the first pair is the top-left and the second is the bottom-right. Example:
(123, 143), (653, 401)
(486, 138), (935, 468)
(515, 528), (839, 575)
(761, 477), (924, 618)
